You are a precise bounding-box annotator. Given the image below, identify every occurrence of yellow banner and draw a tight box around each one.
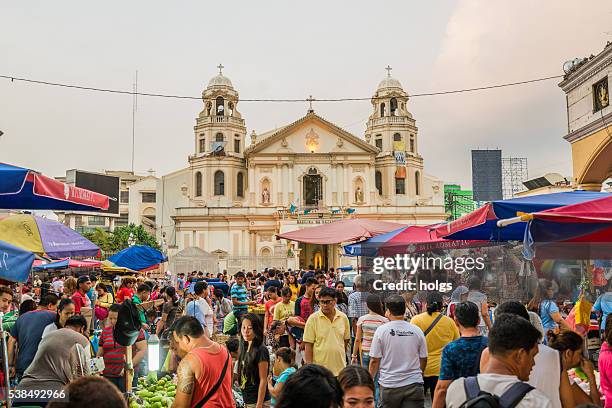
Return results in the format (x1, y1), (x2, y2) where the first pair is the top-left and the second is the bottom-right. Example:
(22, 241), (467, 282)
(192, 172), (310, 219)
(393, 140), (405, 151)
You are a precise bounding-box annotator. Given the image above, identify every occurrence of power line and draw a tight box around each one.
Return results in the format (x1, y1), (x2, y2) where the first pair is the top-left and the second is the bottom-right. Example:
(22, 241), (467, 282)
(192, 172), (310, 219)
(0, 73), (563, 102)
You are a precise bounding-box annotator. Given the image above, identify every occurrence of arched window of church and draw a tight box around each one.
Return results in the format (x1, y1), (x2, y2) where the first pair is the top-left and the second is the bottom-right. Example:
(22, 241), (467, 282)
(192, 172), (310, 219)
(375, 171), (383, 195)
(390, 98), (398, 116)
(216, 96), (225, 116)
(393, 133), (402, 142)
(228, 102), (234, 116)
(216, 133), (224, 142)
(415, 171), (420, 196)
(237, 173), (244, 197)
(214, 170), (225, 196)
(380, 103), (386, 118)
(206, 102), (212, 116)
(410, 135), (415, 153)
(195, 172), (202, 197)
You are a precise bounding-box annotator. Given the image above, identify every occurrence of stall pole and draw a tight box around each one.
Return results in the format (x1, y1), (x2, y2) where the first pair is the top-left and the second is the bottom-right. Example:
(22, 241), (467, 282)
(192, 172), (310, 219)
(125, 346), (133, 395)
(0, 313), (11, 408)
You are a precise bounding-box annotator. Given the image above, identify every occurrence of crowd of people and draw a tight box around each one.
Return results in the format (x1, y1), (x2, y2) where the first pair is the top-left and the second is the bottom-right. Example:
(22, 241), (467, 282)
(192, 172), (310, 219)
(0, 267), (611, 408)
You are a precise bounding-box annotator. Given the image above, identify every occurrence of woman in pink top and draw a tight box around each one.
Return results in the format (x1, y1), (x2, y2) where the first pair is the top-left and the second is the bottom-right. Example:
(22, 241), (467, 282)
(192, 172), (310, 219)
(600, 315), (612, 407)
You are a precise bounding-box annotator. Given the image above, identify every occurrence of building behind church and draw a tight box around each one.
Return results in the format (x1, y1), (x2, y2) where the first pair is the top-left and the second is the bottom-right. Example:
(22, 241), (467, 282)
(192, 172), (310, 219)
(157, 67), (446, 272)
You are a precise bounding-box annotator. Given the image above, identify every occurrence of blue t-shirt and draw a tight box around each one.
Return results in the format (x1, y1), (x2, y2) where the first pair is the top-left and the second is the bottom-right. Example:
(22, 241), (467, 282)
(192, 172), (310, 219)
(10, 310), (57, 376)
(439, 336), (488, 381)
(271, 366), (296, 407)
(594, 292), (612, 330)
(185, 300), (205, 328)
(230, 283), (249, 312)
(540, 299), (559, 331)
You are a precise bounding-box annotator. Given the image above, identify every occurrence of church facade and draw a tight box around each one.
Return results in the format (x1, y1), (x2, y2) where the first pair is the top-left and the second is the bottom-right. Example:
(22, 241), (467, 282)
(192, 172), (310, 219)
(157, 67), (446, 272)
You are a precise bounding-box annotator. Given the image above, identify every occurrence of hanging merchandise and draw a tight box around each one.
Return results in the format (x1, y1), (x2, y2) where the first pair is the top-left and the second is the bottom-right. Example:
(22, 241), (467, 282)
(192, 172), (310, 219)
(395, 166), (406, 178)
(394, 151), (406, 165)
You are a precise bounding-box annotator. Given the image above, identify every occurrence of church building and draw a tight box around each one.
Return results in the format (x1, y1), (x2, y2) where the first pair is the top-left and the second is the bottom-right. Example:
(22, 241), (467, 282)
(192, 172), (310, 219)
(157, 66), (446, 272)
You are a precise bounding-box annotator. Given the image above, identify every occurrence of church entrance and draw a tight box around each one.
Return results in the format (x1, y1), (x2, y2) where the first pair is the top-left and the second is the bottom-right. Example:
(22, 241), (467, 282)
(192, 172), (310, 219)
(299, 243), (328, 270)
(303, 168), (322, 207)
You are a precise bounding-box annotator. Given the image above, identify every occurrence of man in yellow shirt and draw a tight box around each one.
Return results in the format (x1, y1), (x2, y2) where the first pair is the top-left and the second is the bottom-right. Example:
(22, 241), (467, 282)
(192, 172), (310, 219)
(274, 287), (295, 322)
(411, 291), (459, 402)
(303, 287), (350, 376)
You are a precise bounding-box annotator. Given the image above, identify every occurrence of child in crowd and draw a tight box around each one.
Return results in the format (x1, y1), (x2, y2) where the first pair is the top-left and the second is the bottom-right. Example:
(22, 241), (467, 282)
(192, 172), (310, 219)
(268, 347), (296, 407)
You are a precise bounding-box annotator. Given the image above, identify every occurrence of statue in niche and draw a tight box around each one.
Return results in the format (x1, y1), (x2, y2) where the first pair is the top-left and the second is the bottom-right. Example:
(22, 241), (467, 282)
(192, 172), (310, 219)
(355, 186), (364, 203)
(262, 188), (270, 204)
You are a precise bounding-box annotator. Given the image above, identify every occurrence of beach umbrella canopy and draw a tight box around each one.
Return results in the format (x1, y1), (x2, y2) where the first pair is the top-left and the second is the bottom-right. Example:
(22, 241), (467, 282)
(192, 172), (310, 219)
(0, 162), (110, 211)
(0, 239), (35, 282)
(108, 245), (167, 272)
(433, 191), (611, 241)
(33, 258), (101, 271)
(344, 224), (486, 257)
(0, 213), (99, 258)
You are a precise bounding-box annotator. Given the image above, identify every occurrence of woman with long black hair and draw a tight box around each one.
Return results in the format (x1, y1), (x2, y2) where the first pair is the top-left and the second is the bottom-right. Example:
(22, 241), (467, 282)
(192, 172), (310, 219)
(42, 298), (75, 339)
(238, 313), (271, 408)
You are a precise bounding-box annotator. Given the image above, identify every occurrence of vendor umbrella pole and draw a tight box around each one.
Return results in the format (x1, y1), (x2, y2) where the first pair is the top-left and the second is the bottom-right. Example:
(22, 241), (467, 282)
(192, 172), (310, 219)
(0, 313), (11, 408)
(125, 346), (133, 396)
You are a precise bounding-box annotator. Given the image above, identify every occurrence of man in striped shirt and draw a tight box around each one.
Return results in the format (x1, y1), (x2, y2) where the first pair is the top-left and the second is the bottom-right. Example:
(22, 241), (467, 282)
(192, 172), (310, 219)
(231, 272), (255, 322)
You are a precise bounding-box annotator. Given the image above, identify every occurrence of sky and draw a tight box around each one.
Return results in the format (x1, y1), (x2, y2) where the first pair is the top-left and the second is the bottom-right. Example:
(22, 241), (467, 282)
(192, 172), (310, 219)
(1, 0), (611, 189)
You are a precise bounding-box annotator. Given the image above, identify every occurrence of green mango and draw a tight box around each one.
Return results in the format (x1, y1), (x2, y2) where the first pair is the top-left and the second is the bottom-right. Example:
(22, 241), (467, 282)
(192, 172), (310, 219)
(167, 391), (175, 398)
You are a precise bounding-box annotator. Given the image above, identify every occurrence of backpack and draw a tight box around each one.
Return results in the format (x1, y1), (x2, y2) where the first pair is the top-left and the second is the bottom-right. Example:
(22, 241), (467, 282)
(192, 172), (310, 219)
(459, 377), (534, 408)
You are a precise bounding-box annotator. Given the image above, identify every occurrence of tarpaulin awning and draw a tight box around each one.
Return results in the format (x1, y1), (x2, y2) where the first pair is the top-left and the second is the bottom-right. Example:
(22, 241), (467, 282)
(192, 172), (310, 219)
(33, 258), (102, 271)
(344, 224), (487, 257)
(434, 191), (611, 241)
(0, 162), (110, 211)
(276, 219), (405, 245)
(101, 260), (138, 274)
(108, 245), (168, 271)
(0, 213), (99, 258)
(0, 240), (35, 283)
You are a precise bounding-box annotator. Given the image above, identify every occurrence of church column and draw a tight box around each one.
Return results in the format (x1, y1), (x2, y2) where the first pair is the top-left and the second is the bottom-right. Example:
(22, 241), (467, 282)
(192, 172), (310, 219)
(331, 164), (338, 205)
(282, 164), (288, 206)
(274, 165), (281, 205)
(248, 163), (255, 206)
(343, 164), (350, 205)
(288, 164), (294, 203)
(336, 164), (344, 206)
(249, 231), (257, 257)
(368, 163), (376, 204)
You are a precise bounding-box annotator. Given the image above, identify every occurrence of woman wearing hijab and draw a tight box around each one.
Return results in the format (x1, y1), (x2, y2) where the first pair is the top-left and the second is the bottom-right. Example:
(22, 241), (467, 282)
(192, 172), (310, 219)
(447, 286), (468, 321)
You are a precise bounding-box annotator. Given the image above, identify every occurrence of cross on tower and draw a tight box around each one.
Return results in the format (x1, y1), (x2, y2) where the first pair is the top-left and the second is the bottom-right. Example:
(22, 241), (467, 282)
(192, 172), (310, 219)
(217, 63), (225, 75)
(307, 95), (315, 113)
(385, 65), (392, 77)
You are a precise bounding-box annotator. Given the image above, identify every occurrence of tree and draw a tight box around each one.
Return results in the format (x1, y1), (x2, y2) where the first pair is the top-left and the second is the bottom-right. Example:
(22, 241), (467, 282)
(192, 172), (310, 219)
(82, 224), (160, 253)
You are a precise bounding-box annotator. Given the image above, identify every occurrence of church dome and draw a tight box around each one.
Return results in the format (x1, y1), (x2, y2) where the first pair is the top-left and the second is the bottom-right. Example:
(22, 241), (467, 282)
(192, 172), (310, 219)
(377, 76), (403, 90)
(207, 74), (234, 88)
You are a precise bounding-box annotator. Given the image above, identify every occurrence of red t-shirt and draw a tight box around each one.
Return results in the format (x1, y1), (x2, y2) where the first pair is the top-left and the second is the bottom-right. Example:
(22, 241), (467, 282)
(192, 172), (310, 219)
(265, 299), (281, 327)
(189, 346), (233, 408)
(116, 287), (134, 303)
(71, 291), (90, 314)
(99, 325), (146, 377)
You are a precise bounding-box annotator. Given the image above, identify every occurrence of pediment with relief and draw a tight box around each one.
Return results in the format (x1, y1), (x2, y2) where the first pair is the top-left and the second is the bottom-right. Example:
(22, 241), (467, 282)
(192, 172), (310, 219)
(245, 112), (378, 156)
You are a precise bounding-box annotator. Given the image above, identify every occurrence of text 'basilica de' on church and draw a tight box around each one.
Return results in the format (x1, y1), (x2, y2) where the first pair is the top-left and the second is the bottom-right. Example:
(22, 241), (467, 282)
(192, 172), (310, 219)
(157, 66), (446, 272)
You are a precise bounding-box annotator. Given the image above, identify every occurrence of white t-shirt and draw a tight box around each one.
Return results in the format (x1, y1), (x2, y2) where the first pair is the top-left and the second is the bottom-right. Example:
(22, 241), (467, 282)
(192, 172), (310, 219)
(196, 298), (214, 337)
(528, 344), (561, 408)
(446, 374), (552, 408)
(51, 280), (63, 294)
(41, 322), (58, 339)
(368, 319), (427, 388)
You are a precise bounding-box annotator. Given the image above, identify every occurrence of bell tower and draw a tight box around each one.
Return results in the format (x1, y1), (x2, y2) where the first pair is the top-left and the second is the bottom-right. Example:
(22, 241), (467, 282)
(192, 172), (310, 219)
(190, 65), (247, 206)
(366, 66), (424, 200)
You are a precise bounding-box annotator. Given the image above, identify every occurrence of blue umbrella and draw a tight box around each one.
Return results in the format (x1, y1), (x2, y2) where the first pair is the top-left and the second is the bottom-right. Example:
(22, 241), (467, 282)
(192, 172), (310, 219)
(0, 240), (35, 283)
(108, 245), (167, 271)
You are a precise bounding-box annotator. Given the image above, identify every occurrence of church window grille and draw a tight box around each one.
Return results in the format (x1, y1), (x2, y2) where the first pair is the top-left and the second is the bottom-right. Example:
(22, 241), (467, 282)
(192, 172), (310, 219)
(415, 171), (420, 196)
(393, 133), (402, 142)
(410, 136), (415, 153)
(237, 173), (244, 197)
(214, 171), (225, 196)
(375, 171), (383, 195)
(380, 103), (386, 117)
(195, 172), (202, 197)
(395, 178), (405, 195)
(199, 138), (206, 153)
(390, 98), (398, 116)
(216, 133), (224, 142)
(375, 136), (383, 150)
(234, 138), (241, 153)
